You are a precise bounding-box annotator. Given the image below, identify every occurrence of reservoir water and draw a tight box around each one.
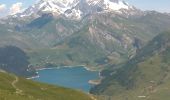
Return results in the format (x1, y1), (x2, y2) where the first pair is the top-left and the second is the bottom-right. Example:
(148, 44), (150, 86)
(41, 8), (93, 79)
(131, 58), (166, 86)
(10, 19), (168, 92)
(33, 66), (99, 92)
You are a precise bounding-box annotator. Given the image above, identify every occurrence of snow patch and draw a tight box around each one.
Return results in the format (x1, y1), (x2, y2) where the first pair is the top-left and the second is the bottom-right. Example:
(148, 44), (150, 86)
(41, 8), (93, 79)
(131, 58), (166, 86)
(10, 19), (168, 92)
(103, 0), (129, 11)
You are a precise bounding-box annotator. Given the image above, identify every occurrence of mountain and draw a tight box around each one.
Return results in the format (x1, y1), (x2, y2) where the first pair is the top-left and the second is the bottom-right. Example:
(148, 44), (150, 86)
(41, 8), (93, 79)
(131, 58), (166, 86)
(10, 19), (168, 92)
(90, 32), (170, 100)
(1, 1), (170, 100)
(0, 71), (93, 100)
(1, 0), (170, 71)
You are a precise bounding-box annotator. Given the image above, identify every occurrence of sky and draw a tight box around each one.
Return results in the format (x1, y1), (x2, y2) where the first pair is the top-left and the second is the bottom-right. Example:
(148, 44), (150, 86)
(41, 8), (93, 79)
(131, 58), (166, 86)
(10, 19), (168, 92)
(0, 0), (170, 17)
(0, 0), (35, 17)
(126, 0), (170, 13)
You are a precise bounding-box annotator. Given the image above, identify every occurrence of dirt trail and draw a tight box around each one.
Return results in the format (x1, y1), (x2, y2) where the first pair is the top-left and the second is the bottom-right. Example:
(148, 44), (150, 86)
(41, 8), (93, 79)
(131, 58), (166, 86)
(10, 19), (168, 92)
(90, 95), (98, 100)
(12, 76), (23, 94)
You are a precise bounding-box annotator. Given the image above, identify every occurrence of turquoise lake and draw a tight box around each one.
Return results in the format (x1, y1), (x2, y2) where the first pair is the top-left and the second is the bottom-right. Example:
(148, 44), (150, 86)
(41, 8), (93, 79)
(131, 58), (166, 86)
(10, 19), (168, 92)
(33, 66), (99, 92)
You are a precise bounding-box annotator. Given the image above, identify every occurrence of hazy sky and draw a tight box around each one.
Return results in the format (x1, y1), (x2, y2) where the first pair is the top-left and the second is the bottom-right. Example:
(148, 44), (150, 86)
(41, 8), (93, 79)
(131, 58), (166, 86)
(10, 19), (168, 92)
(0, 0), (169, 17)
(126, 0), (170, 13)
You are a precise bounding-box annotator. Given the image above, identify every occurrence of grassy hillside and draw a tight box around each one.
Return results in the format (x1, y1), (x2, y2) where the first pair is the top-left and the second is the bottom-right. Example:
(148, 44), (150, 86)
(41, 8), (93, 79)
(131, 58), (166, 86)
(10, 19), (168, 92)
(91, 32), (170, 100)
(0, 71), (94, 100)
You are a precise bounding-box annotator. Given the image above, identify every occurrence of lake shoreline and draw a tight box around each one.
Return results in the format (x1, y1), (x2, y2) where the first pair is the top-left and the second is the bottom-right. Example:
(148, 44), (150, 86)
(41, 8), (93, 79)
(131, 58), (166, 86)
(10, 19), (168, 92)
(26, 65), (101, 92)
(27, 65), (102, 80)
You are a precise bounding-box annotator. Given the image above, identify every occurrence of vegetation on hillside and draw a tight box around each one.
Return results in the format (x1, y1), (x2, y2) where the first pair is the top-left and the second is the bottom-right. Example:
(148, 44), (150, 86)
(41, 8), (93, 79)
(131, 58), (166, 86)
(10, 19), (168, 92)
(91, 32), (170, 100)
(0, 46), (36, 77)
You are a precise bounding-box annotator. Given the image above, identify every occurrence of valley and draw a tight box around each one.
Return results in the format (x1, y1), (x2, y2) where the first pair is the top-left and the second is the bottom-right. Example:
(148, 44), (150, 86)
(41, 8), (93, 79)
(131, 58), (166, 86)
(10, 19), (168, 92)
(0, 0), (170, 100)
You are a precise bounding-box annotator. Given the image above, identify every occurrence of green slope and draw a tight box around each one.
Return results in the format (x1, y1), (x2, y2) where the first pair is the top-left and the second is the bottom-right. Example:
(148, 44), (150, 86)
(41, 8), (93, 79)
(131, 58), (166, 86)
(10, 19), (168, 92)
(91, 32), (170, 100)
(0, 71), (94, 100)
(0, 46), (37, 77)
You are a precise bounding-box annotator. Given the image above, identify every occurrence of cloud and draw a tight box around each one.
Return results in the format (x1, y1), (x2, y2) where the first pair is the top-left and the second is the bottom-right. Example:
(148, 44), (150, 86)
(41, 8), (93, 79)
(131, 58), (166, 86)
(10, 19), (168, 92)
(9, 2), (23, 15)
(0, 4), (6, 12)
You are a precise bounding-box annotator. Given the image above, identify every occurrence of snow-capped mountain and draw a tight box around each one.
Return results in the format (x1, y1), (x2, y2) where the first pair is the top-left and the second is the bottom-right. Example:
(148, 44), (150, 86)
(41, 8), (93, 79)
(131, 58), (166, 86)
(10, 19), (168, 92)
(14, 0), (135, 19)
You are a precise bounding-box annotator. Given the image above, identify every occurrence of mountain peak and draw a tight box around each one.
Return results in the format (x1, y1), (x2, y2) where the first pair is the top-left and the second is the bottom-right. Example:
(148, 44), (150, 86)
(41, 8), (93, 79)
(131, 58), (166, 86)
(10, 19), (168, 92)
(14, 0), (135, 19)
